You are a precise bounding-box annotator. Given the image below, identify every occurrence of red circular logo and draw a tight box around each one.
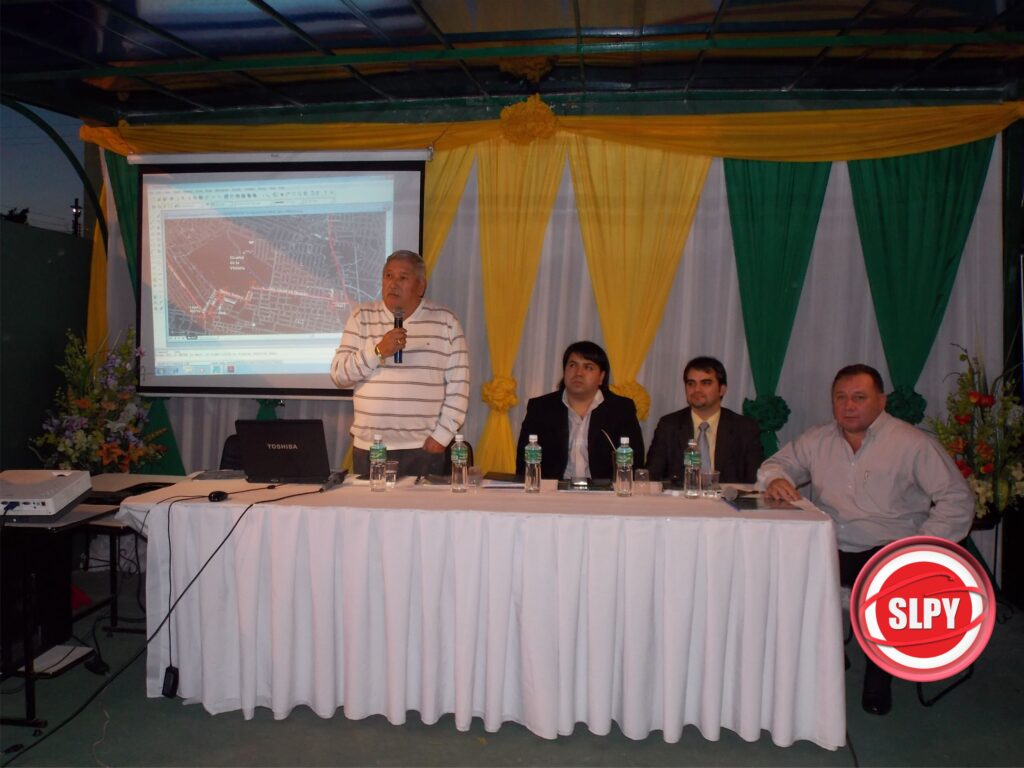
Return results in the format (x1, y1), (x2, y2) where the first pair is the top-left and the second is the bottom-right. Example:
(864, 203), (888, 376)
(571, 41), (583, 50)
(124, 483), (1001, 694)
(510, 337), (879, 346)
(850, 536), (995, 682)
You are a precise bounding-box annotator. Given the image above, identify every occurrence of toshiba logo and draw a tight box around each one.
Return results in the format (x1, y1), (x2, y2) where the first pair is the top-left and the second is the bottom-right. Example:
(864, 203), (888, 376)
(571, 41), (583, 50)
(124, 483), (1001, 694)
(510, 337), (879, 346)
(266, 442), (299, 450)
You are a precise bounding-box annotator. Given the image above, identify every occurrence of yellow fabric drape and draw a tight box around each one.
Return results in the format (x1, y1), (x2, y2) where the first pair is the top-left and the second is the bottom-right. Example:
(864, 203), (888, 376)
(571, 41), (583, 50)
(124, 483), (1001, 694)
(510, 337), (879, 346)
(569, 135), (711, 420)
(475, 136), (566, 473)
(85, 183), (108, 355)
(81, 103), (1024, 161)
(422, 145), (475, 277)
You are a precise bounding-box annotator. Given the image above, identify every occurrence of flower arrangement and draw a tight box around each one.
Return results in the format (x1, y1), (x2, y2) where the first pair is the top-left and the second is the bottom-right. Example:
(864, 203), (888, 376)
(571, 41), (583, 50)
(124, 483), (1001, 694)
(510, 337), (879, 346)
(32, 330), (166, 473)
(929, 346), (1024, 520)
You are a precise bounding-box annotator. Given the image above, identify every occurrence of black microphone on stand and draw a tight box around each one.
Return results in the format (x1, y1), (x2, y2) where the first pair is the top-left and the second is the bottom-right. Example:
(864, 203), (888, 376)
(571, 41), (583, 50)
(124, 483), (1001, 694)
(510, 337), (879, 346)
(393, 308), (404, 364)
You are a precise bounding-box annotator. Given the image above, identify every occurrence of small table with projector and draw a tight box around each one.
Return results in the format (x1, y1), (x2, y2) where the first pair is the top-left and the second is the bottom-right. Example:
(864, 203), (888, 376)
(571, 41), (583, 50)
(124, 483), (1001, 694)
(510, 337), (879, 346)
(0, 472), (181, 729)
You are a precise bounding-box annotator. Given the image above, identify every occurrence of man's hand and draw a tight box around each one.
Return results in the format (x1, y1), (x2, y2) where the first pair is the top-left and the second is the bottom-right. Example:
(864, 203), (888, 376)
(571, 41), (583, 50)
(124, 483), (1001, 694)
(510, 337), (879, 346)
(376, 328), (407, 358)
(423, 436), (446, 454)
(764, 478), (800, 502)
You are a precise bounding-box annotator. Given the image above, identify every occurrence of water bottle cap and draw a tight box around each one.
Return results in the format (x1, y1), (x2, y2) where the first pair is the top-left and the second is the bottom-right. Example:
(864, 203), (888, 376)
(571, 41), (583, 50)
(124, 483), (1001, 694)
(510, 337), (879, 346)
(373, 433), (383, 441)
(455, 434), (464, 441)
(529, 434), (538, 442)
(620, 437), (629, 445)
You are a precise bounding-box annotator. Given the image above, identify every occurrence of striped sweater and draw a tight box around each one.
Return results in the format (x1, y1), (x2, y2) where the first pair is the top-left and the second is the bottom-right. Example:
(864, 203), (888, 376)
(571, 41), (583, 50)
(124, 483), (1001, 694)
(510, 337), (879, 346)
(331, 299), (470, 451)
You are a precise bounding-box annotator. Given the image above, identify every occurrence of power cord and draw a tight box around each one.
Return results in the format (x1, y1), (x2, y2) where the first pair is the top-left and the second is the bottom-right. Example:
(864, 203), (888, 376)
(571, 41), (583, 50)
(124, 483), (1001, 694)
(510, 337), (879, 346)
(2, 486), (323, 767)
(164, 484), (274, 697)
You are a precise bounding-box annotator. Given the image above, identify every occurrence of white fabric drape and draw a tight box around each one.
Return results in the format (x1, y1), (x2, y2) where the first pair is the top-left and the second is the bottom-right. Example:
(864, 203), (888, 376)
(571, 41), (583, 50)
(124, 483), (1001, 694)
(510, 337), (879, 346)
(121, 481), (846, 749)
(105, 139), (1003, 471)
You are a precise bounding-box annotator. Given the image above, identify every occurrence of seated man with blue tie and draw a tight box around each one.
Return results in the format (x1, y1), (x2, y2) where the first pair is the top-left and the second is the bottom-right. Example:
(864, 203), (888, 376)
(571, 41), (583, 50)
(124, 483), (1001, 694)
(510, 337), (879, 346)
(645, 356), (763, 484)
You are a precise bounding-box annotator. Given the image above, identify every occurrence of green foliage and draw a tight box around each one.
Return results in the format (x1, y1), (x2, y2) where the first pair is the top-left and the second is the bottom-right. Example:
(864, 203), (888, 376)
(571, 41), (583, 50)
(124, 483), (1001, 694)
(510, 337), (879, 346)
(31, 330), (166, 473)
(928, 346), (1024, 518)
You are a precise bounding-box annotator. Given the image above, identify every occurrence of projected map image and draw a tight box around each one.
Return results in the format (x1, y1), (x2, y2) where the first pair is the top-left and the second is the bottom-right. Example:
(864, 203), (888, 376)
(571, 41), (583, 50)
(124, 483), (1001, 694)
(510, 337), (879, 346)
(163, 212), (386, 337)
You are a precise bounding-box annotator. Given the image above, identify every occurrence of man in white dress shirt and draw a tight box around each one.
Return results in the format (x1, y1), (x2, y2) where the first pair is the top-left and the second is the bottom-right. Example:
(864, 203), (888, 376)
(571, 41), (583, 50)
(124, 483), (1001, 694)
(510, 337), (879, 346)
(759, 363), (973, 716)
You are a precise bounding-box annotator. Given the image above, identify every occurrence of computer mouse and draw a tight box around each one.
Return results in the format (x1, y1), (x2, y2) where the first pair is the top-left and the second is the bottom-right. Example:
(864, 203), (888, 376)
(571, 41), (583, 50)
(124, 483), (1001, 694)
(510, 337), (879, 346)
(208, 490), (229, 502)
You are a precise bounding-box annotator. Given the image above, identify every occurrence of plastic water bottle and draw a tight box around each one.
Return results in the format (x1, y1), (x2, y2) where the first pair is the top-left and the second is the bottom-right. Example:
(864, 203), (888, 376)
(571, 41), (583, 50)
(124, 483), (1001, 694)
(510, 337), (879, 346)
(369, 434), (387, 492)
(615, 437), (634, 497)
(450, 434), (469, 493)
(683, 438), (701, 498)
(524, 434), (542, 493)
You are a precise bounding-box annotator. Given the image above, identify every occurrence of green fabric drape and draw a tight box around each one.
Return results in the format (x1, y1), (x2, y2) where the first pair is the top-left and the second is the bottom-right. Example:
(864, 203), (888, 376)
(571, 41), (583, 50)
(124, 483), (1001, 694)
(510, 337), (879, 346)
(104, 151), (140, 302)
(104, 151), (185, 474)
(725, 159), (831, 455)
(849, 138), (995, 423)
(136, 397), (186, 475)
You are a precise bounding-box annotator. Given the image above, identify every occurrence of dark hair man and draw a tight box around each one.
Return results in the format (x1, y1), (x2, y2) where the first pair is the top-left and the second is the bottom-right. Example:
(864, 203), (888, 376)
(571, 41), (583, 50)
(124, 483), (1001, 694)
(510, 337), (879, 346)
(645, 356), (763, 483)
(515, 341), (644, 480)
(759, 363), (973, 716)
(331, 250), (469, 477)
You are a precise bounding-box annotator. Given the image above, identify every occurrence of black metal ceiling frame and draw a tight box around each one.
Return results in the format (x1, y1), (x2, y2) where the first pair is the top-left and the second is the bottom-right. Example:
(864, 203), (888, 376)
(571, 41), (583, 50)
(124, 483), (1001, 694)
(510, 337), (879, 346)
(2, 0), (1022, 125)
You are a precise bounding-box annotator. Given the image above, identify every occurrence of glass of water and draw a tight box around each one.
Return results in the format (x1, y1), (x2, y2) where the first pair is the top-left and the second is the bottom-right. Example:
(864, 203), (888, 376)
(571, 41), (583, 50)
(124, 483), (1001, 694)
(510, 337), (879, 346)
(384, 460), (399, 490)
(634, 469), (650, 495)
(700, 470), (720, 498)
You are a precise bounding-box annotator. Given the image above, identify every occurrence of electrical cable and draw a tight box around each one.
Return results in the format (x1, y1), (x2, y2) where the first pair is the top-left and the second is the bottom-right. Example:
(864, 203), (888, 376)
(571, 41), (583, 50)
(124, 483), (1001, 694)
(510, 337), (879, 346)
(1, 486), (323, 767)
(846, 728), (860, 767)
(164, 485), (273, 683)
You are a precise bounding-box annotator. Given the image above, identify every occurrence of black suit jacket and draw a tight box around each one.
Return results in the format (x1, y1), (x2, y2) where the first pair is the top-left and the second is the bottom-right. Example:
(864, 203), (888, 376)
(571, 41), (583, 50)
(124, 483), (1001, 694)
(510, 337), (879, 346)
(645, 406), (763, 483)
(515, 390), (645, 480)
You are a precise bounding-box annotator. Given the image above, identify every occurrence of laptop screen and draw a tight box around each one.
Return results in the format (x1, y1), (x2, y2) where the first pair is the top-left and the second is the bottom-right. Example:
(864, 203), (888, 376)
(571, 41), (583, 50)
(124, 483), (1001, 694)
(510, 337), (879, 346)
(234, 419), (332, 484)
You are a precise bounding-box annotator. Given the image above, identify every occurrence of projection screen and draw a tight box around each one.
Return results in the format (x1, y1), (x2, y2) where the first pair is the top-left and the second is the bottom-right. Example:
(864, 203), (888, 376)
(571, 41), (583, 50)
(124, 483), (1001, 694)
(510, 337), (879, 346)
(136, 156), (424, 397)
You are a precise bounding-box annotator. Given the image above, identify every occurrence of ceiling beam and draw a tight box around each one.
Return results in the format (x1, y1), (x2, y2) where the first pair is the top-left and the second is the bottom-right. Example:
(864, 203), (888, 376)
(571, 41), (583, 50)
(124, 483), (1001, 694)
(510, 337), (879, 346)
(892, 0), (1024, 90)
(572, 0), (586, 88)
(245, 0), (394, 100)
(784, 0), (878, 91)
(0, 25), (214, 112)
(405, 0), (489, 98)
(85, 0), (305, 108)
(683, 0), (731, 93)
(7, 31), (1020, 84)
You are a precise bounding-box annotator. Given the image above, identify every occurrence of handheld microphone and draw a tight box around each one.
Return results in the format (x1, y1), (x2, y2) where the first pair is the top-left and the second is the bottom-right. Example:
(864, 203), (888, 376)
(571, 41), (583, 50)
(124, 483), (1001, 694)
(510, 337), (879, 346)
(393, 308), (404, 364)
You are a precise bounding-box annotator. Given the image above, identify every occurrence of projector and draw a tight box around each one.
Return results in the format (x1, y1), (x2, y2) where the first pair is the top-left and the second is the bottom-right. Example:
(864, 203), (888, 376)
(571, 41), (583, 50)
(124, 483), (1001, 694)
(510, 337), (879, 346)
(0, 469), (92, 522)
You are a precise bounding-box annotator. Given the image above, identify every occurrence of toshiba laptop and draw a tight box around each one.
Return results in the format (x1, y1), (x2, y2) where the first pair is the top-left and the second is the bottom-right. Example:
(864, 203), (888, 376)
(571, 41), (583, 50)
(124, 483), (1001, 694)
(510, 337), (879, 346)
(235, 419), (333, 484)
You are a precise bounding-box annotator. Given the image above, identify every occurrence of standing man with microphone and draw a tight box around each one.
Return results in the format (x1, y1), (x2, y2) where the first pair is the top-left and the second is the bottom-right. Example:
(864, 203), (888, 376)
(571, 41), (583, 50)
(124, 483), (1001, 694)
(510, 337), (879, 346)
(331, 250), (469, 477)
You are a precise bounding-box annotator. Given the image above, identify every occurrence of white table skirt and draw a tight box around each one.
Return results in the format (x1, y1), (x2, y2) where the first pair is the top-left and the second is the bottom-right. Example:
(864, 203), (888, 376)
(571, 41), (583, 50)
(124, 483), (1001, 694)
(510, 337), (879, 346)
(120, 480), (846, 749)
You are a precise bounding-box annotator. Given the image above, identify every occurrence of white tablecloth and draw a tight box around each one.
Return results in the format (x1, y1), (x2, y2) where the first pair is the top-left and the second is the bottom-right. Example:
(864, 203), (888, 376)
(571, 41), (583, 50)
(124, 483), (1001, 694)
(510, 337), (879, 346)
(120, 479), (846, 749)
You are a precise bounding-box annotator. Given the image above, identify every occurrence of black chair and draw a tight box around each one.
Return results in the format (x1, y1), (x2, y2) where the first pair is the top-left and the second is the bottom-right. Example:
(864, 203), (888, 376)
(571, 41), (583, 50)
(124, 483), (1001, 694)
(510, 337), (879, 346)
(442, 439), (474, 475)
(219, 433), (243, 470)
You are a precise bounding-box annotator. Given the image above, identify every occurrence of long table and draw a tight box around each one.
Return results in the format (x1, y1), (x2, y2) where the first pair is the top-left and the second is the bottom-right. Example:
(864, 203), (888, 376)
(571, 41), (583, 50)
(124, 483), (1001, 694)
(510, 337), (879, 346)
(119, 478), (846, 749)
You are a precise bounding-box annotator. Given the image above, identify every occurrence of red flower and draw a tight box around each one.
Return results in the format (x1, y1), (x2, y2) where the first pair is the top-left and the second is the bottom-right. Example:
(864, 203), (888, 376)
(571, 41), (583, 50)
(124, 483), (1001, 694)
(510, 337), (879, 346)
(980, 463), (995, 475)
(954, 413), (972, 425)
(968, 391), (983, 404)
(948, 437), (967, 454)
(955, 459), (972, 478)
(976, 441), (995, 461)
(979, 394), (996, 408)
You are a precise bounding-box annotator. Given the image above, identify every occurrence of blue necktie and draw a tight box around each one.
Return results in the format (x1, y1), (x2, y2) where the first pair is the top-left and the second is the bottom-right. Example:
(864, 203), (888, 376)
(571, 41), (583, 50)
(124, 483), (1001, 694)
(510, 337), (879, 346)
(698, 421), (711, 473)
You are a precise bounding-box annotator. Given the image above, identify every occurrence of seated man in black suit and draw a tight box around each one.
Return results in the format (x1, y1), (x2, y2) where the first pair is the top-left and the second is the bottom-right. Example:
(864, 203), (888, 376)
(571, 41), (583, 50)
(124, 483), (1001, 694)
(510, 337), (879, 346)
(515, 341), (644, 480)
(645, 356), (763, 483)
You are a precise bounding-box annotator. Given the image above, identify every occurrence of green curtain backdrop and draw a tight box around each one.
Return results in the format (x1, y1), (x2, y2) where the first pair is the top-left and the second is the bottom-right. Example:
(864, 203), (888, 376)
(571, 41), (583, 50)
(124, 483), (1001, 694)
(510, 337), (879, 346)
(105, 151), (186, 475)
(725, 158), (832, 456)
(104, 151), (140, 303)
(849, 137), (995, 423)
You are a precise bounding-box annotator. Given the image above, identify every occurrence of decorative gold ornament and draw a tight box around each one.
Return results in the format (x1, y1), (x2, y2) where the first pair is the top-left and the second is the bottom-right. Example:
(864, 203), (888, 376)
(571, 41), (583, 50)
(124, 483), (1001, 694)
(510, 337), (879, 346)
(482, 375), (519, 413)
(499, 95), (558, 145)
(611, 380), (651, 421)
(499, 57), (554, 84)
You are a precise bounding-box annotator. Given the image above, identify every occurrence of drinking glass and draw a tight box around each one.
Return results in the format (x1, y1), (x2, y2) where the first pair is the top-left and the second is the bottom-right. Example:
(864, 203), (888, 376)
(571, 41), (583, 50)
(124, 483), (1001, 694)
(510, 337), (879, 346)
(634, 469), (650, 495)
(384, 460), (399, 490)
(700, 470), (721, 498)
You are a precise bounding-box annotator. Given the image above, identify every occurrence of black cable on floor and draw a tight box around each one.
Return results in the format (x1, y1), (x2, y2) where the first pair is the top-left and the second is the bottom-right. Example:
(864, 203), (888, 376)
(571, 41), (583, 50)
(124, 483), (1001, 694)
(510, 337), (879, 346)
(1, 486), (323, 767)
(846, 728), (860, 767)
